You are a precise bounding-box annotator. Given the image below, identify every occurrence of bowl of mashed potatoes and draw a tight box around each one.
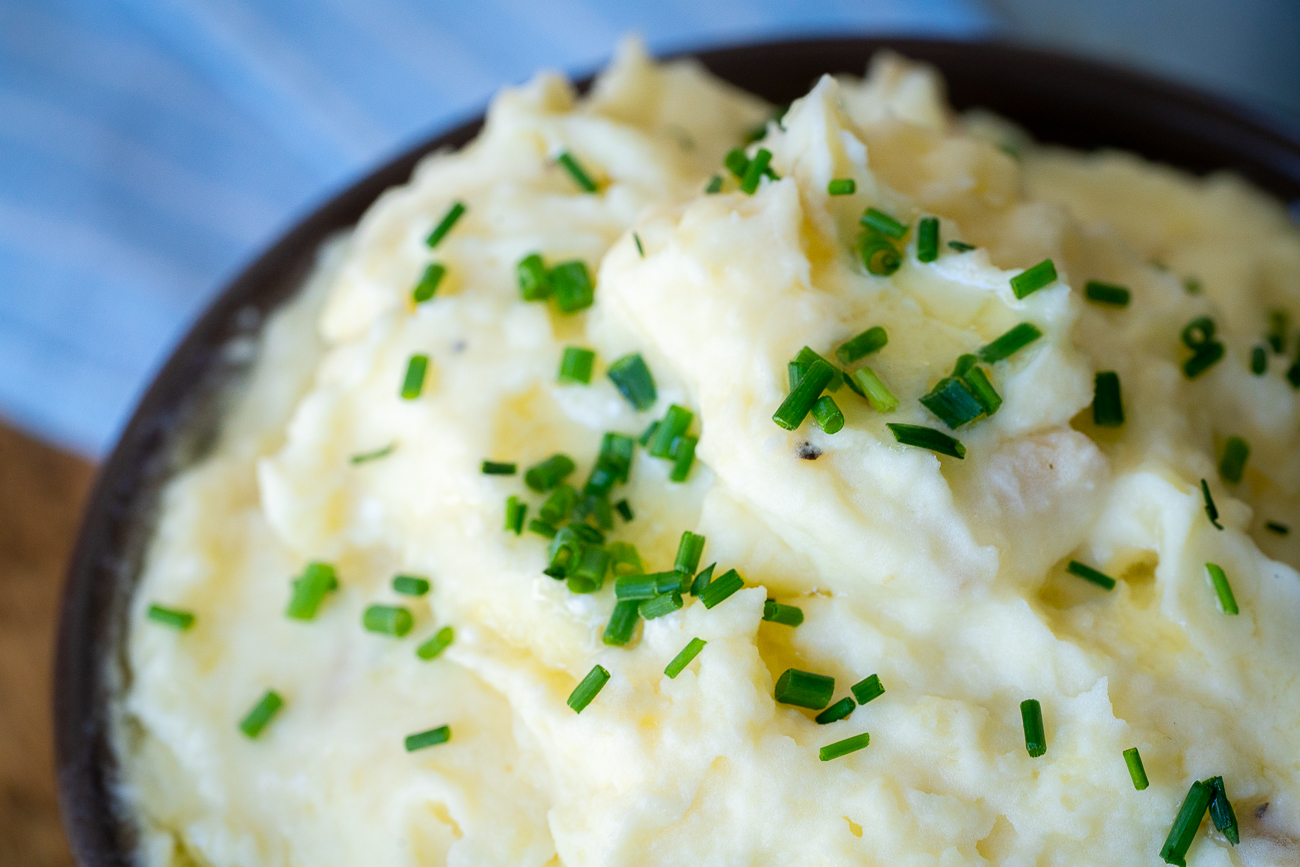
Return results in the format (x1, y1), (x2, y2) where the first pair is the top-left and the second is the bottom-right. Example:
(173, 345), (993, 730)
(56, 37), (1300, 867)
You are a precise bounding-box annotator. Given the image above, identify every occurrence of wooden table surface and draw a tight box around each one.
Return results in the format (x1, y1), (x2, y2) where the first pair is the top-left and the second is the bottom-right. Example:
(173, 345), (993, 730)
(1, 422), (94, 866)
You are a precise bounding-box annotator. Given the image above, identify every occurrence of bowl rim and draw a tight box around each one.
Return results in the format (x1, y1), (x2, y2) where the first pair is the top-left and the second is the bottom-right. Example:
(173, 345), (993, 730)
(54, 35), (1300, 866)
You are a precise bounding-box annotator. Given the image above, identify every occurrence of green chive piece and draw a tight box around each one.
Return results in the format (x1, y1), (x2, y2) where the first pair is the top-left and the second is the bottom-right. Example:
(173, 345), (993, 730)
(1183, 275), (1202, 294)
(412, 263), (446, 303)
(689, 562), (715, 596)
(815, 697), (856, 724)
(1010, 259), (1058, 299)
(851, 674), (885, 705)
(285, 562), (338, 620)
(887, 423), (966, 459)
(920, 377), (984, 429)
(1020, 699), (1047, 757)
(1219, 436), (1250, 484)
(614, 499), (634, 522)
(538, 484), (578, 526)
(603, 599), (641, 646)
(648, 404), (693, 458)
(584, 432), (634, 495)
(425, 201), (466, 248)
(569, 521), (606, 544)
(1205, 563), (1238, 615)
(481, 460), (516, 475)
(558, 347), (596, 384)
(978, 322), (1043, 363)
(517, 253), (552, 301)
(527, 519), (557, 539)
(953, 354), (978, 376)
(393, 574), (430, 596)
(1181, 317), (1224, 378)
(632, 232), (645, 258)
(698, 568), (743, 609)
(640, 590), (684, 620)
(789, 346), (844, 392)
(1206, 776), (1239, 845)
(1160, 780), (1213, 867)
(827, 178), (856, 196)
(664, 637), (707, 678)
(1268, 310), (1288, 353)
(724, 148), (750, 179)
(543, 526), (583, 579)
(819, 731), (870, 761)
(363, 605), (414, 637)
(239, 690), (283, 739)
(851, 367), (899, 413)
(607, 354), (657, 411)
(1067, 560), (1116, 590)
(146, 604), (195, 630)
(567, 545), (611, 594)
(1084, 280), (1130, 307)
(524, 454), (575, 492)
(605, 542), (642, 578)
(1184, 343), (1225, 378)
(861, 238), (901, 276)
(1266, 520), (1289, 535)
(962, 365), (1002, 416)
(836, 327), (888, 365)
(674, 532), (706, 575)
(557, 151), (598, 192)
(705, 174), (723, 194)
(740, 148), (772, 194)
(774, 668), (835, 709)
(669, 435), (698, 482)
(1288, 358), (1300, 388)
(416, 626), (455, 660)
(505, 496), (526, 535)
(1182, 317), (1216, 349)
(1251, 345), (1268, 374)
(350, 443), (396, 464)
(948, 241), (976, 252)
(550, 261), (594, 313)
(774, 358), (835, 431)
(811, 395), (844, 434)
(1124, 747), (1149, 790)
(405, 725), (450, 752)
(1093, 371), (1124, 427)
(1201, 479), (1223, 530)
(861, 207), (908, 239)
(614, 574), (663, 601)
(762, 599), (804, 626)
(567, 665), (610, 713)
(916, 217), (939, 263)
(400, 354), (429, 399)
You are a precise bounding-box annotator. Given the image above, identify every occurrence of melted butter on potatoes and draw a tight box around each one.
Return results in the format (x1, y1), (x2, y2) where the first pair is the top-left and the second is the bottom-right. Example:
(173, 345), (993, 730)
(117, 41), (1300, 866)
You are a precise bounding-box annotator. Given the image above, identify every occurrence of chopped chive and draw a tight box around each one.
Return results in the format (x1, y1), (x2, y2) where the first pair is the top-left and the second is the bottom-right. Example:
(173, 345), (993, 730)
(393, 574), (430, 596)
(1205, 563), (1238, 615)
(811, 395), (844, 434)
(363, 605), (414, 637)
(916, 216), (939, 263)
(836, 327), (888, 364)
(351, 443), (395, 464)
(1201, 479), (1223, 530)
(569, 522), (605, 545)
(819, 731), (870, 761)
(861, 208), (907, 239)
(920, 377), (984, 429)
(674, 532), (706, 575)
(527, 519), (557, 539)
(962, 365), (1002, 416)
(887, 423), (965, 459)
(1183, 275), (1202, 294)
(669, 435), (698, 482)
(640, 590), (684, 619)
(705, 174), (723, 194)
(550, 261), (594, 313)
(978, 322), (1043, 363)
(1266, 520), (1289, 535)
(1251, 345), (1268, 374)
(953, 354), (978, 376)
(416, 626), (455, 660)
(1124, 747), (1149, 790)
(698, 568), (743, 609)
(762, 599), (804, 626)
(412, 263), (446, 303)
(603, 599), (641, 646)
(774, 668), (835, 709)
(851, 674), (885, 705)
(632, 232), (644, 258)
(774, 358), (835, 431)
(1160, 780), (1212, 867)
(584, 432), (634, 495)
(1010, 259), (1058, 299)
(607, 353), (657, 410)
(1020, 699), (1046, 757)
(524, 454), (575, 492)
(567, 545), (610, 594)
(539, 485), (578, 525)
(724, 148), (749, 179)
(648, 405), (693, 458)
(1184, 343), (1225, 378)
(606, 542), (643, 578)
(567, 664), (610, 713)
(614, 499), (633, 522)
(1067, 560), (1116, 590)
(558, 347), (596, 384)
(517, 253), (551, 301)
(557, 151), (598, 192)
(1219, 436), (1250, 484)
(614, 574), (663, 601)
(505, 496), (526, 534)
(639, 420), (659, 446)
(543, 526), (583, 579)
(739, 148), (772, 194)
(1288, 358), (1300, 388)
(146, 604), (195, 630)
(1268, 310), (1288, 353)
(400, 354), (429, 399)
(1182, 317), (1217, 349)
(828, 178), (856, 196)
(481, 460), (516, 475)
(425, 201), (466, 248)
(815, 697), (856, 724)
(850, 367), (898, 413)
(1181, 316), (1223, 378)
(1084, 280), (1131, 307)
(1206, 776), (1239, 845)
(239, 690), (283, 739)
(860, 238), (901, 276)
(664, 637), (707, 678)
(948, 240), (976, 252)
(789, 346), (844, 392)
(285, 562), (338, 620)
(404, 725), (450, 752)
(689, 562), (715, 596)
(1093, 371), (1124, 427)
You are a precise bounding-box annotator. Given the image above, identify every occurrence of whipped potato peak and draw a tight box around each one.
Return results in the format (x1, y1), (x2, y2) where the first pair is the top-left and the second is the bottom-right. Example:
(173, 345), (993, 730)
(117, 40), (1300, 866)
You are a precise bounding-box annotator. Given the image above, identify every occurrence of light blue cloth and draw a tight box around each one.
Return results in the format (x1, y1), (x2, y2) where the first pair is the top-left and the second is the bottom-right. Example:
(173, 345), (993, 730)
(0, 0), (993, 456)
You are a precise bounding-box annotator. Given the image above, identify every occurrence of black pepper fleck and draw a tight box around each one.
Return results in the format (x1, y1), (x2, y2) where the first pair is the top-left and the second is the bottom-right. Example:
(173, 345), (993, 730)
(1257, 802), (1269, 819)
(796, 442), (821, 461)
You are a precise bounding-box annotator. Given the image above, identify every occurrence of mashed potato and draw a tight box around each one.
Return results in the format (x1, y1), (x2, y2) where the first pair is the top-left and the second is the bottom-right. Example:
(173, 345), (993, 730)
(114, 41), (1300, 866)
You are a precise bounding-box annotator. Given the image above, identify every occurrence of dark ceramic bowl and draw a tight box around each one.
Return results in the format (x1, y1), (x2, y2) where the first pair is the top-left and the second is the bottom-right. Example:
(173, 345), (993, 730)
(55, 37), (1300, 865)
